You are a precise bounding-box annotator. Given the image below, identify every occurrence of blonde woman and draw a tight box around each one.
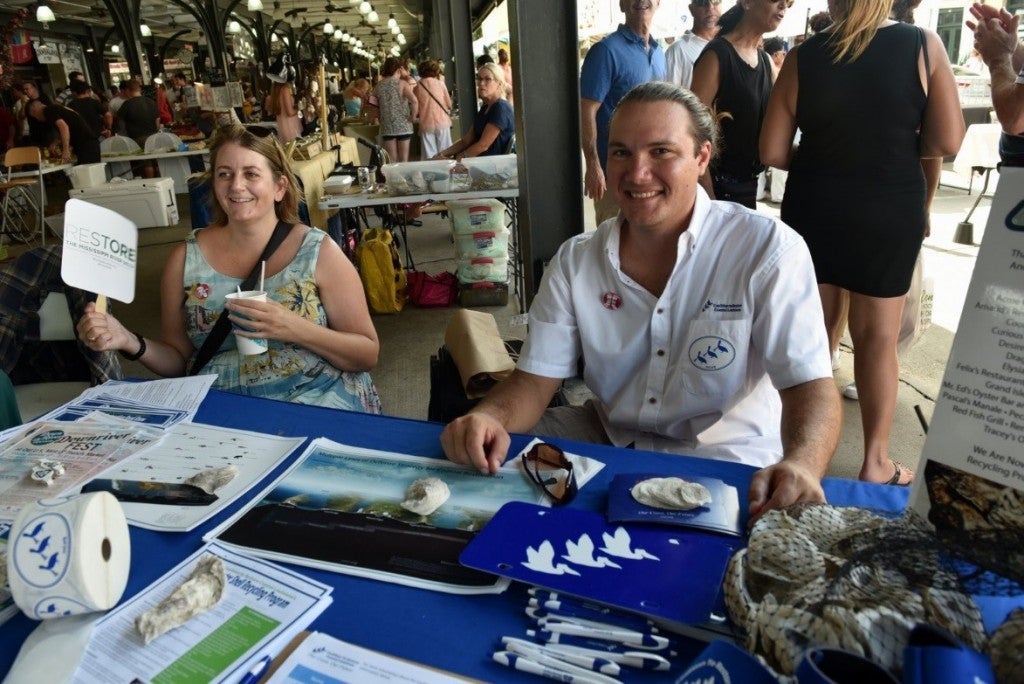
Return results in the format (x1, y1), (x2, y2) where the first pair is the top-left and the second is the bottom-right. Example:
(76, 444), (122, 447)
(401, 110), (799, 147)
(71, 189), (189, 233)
(760, 0), (964, 485)
(437, 63), (513, 159)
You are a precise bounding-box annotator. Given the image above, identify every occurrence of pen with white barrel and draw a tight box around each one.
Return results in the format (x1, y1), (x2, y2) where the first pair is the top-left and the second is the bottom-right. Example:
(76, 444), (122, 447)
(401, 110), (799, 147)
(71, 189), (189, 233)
(492, 651), (621, 684)
(534, 612), (670, 639)
(536, 622), (671, 649)
(526, 602), (655, 632)
(537, 641), (673, 672)
(527, 628), (678, 659)
(501, 636), (621, 676)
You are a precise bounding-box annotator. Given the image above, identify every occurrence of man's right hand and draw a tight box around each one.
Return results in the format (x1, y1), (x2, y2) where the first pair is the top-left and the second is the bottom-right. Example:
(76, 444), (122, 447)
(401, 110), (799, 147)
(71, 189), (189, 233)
(440, 411), (511, 475)
(584, 161), (606, 201)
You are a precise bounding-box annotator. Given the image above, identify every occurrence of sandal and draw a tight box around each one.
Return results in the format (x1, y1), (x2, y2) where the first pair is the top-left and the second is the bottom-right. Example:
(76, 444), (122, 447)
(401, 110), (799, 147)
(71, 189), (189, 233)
(885, 461), (915, 486)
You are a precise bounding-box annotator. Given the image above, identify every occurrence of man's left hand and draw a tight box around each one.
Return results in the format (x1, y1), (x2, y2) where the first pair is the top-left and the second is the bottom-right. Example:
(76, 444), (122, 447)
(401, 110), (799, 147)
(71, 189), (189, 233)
(747, 460), (825, 522)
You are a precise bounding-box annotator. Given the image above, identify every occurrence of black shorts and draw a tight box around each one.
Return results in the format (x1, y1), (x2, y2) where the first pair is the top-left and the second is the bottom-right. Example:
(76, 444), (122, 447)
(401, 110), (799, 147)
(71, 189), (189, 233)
(382, 133), (412, 142)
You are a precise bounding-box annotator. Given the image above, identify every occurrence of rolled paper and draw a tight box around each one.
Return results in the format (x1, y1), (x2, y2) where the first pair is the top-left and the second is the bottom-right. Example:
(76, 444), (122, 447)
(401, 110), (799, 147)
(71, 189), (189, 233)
(7, 492), (131, 620)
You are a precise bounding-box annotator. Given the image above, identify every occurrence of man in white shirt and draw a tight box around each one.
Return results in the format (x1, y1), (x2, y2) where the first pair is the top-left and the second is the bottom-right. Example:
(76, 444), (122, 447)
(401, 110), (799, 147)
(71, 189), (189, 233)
(665, 0), (723, 89)
(441, 82), (840, 519)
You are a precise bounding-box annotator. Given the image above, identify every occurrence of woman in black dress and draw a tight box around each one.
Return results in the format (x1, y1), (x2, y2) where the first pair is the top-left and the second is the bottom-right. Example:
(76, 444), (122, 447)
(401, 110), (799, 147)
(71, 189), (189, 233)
(760, 0), (964, 485)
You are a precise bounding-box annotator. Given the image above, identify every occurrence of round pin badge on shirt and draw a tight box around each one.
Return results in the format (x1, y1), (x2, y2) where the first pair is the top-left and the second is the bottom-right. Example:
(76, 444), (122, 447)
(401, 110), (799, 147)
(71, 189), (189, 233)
(601, 291), (622, 310)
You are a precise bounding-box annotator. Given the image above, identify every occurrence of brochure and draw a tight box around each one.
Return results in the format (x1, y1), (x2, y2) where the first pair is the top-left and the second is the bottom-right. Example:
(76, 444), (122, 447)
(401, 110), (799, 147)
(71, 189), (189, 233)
(908, 167), (1024, 588)
(85, 422), (304, 532)
(606, 473), (743, 537)
(264, 631), (472, 684)
(206, 438), (603, 595)
(68, 541), (332, 684)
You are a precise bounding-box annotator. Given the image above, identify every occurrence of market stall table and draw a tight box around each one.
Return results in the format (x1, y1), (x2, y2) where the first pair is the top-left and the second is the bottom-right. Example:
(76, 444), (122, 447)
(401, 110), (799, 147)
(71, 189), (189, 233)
(290, 139), (360, 231)
(0, 389), (909, 682)
(952, 123), (1002, 244)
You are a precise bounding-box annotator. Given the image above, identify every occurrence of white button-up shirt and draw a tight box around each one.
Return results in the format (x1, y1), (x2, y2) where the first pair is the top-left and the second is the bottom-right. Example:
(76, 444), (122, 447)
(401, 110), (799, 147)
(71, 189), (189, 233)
(518, 188), (832, 468)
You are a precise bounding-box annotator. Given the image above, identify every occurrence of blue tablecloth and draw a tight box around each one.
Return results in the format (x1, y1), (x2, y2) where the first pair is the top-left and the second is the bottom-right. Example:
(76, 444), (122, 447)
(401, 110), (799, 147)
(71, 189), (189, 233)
(0, 390), (909, 681)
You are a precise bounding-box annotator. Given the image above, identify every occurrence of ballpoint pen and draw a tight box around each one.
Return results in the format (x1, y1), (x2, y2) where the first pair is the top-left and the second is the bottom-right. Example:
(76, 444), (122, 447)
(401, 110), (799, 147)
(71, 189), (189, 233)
(537, 641), (673, 672)
(237, 655), (272, 684)
(492, 651), (621, 684)
(534, 612), (667, 638)
(498, 645), (622, 684)
(535, 621), (671, 650)
(501, 636), (621, 676)
(527, 629), (678, 659)
(526, 603), (655, 633)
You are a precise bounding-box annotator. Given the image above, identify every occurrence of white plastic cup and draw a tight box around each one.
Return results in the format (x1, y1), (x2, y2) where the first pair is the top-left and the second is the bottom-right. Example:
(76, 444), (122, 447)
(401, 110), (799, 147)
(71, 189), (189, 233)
(224, 290), (268, 355)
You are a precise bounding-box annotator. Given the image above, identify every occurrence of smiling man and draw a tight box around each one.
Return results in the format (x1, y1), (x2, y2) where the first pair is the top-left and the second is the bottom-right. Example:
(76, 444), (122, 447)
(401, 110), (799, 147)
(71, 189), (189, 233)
(666, 0), (724, 88)
(441, 82), (840, 519)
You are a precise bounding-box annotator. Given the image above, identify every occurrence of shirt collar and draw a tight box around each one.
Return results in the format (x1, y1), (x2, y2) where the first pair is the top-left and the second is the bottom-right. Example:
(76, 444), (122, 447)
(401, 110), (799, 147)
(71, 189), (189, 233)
(605, 185), (711, 268)
(616, 23), (657, 48)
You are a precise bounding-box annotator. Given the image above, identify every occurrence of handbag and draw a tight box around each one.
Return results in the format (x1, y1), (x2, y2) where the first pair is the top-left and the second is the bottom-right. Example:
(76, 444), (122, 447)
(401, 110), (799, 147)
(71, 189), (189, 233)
(406, 270), (457, 308)
(188, 220), (292, 375)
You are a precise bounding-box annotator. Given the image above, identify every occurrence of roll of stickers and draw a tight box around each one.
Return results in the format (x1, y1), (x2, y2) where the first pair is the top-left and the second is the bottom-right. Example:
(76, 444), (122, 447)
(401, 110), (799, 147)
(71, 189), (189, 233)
(6, 492), (131, 620)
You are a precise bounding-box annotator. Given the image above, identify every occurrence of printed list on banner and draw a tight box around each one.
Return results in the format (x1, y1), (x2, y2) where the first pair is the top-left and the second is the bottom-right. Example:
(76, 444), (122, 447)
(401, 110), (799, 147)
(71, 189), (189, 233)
(910, 167), (1024, 576)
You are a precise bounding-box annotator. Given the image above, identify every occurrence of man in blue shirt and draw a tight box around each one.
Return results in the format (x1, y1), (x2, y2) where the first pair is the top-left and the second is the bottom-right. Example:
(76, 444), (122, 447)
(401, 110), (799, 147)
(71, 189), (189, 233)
(580, 0), (666, 225)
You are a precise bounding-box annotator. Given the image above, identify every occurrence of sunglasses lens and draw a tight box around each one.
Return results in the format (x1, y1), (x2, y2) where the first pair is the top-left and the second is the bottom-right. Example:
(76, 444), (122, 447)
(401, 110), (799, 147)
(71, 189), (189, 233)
(522, 443), (578, 505)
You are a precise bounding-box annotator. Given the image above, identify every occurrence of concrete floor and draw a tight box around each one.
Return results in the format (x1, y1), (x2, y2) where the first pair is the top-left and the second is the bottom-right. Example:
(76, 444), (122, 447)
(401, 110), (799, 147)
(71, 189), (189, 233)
(9, 163), (994, 488)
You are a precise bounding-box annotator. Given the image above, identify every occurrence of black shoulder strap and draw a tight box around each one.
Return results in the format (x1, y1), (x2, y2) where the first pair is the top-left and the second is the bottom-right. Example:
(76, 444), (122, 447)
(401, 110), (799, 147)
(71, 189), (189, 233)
(919, 27), (931, 97)
(188, 220), (293, 376)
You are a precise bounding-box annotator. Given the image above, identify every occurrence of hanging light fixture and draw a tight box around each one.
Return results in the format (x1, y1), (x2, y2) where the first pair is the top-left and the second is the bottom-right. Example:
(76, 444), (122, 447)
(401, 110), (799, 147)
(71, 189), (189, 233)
(396, 33), (405, 45)
(36, 1), (55, 24)
(247, 0), (263, 10)
(358, 1), (371, 15)
(271, 32), (279, 42)
(111, 44), (120, 53)
(390, 25), (399, 34)
(323, 21), (333, 34)
(140, 23), (152, 37)
(341, 30), (350, 41)
(228, 20), (241, 34)
(387, 13), (397, 29)
(368, 10), (378, 23)
(334, 29), (343, 40)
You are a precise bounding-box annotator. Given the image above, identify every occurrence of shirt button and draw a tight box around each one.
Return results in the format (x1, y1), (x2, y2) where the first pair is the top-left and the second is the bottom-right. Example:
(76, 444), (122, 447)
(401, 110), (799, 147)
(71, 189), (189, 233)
(648, 397), (657, 404)
(656, 308), (664, 314)
(656, 349), (665, 357)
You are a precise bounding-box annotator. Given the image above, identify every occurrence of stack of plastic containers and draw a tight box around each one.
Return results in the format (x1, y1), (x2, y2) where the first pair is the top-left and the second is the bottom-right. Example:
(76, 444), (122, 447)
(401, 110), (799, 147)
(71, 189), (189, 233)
(447, 198), (510, 306)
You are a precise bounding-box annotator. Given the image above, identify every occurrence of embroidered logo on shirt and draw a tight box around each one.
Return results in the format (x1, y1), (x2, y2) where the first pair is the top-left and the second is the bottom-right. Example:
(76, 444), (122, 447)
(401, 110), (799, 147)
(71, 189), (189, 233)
(701, 299), (742, 313)
(601, 291), (623, 310)
(689, 336), (736, 371)
(194, 283), (210, 300)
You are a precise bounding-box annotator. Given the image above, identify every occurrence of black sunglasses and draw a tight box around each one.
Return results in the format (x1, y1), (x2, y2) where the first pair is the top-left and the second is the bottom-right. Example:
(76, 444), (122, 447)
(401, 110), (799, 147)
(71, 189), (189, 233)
(692, 0), (722, 7)
(246, 125), (275, 139)
(521, 442), (578, 506)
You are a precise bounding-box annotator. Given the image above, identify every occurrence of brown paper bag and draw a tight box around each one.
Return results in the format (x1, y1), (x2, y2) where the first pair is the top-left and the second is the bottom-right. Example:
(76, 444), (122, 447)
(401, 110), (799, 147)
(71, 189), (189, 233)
(444, 309), (516, 398)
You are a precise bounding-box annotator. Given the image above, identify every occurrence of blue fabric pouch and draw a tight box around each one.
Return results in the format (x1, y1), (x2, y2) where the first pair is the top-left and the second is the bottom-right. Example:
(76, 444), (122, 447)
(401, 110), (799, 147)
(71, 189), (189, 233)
(676, 640), (778, 684)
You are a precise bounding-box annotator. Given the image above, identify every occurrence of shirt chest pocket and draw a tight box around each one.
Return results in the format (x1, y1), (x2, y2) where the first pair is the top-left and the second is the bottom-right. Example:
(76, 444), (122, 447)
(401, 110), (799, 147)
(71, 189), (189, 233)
(680, 319), (750, 398)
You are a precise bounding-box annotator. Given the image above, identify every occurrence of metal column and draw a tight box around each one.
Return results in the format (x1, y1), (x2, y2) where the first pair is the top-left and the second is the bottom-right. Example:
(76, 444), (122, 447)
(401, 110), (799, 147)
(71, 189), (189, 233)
(508, 0), (584, 305)
(448, 0), (476, 137)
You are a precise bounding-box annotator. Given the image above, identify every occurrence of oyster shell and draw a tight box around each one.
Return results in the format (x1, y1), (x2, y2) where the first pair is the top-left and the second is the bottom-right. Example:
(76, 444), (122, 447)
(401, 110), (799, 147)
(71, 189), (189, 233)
(630, 477), (711, 511)
(135, 555), (225, 645)
(184, 465), (238, 494)
(400, 477), (450, 516)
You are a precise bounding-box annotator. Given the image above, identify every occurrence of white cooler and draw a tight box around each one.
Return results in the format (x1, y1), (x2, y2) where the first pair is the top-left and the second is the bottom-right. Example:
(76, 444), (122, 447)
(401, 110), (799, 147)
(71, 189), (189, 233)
(68, 178), (179, 228)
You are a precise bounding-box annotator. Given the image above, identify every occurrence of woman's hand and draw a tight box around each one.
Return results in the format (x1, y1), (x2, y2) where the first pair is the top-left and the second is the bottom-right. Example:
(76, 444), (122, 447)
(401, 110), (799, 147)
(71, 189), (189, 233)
(76, 302), (134, 353)
(226, 297), (304, 345)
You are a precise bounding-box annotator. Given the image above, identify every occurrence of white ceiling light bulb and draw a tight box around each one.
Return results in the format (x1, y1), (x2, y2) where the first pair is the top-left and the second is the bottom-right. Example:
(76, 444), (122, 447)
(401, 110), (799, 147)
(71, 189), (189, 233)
(247, 0), (263, 10)
(355, 39), (363, 48)
(228, 20), (241, 33)
(341, 31), (350, 41)
(391, 25), (399, 34)
(323, 21), (333, 34)
(334, 29), (342, 39)
(111, 44), (120, 53)
(396, 33), (405, 45)
(140, 23), (152, 37)
(358, 1), (371, 14)
(387, 13), (397, 29)
(271, 32), (278, 42)
(36, 2), (55, 24)
(368, 10), (378, 22)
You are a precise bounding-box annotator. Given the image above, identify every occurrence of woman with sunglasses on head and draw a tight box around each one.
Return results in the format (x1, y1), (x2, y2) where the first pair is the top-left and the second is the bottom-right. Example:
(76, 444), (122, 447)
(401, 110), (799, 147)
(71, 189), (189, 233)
(436, 63), (514, 159)
(690, 0), (788, 208)
(77, 124), (382, 414)
(759, 0), (963, 485)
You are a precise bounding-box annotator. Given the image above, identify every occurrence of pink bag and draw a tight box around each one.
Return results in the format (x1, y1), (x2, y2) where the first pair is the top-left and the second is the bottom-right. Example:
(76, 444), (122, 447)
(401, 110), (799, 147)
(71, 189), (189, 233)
(407, 270), (458, 307)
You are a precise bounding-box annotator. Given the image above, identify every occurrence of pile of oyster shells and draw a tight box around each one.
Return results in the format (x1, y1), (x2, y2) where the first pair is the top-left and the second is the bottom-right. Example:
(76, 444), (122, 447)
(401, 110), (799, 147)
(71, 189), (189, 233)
(723, 504), (1023, 681)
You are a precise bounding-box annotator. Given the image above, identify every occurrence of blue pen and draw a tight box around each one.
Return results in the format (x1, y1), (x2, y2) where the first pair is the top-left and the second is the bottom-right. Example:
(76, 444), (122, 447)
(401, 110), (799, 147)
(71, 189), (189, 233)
(237, 655), (272, 684)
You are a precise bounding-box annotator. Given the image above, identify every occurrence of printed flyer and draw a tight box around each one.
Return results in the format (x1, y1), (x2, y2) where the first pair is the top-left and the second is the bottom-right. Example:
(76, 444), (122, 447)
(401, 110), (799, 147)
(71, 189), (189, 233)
(909, 167), (1024, 585)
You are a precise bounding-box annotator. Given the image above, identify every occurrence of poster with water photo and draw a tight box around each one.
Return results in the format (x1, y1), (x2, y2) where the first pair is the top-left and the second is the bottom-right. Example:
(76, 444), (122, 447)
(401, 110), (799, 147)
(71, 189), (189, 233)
(205, 438), (550, 594)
